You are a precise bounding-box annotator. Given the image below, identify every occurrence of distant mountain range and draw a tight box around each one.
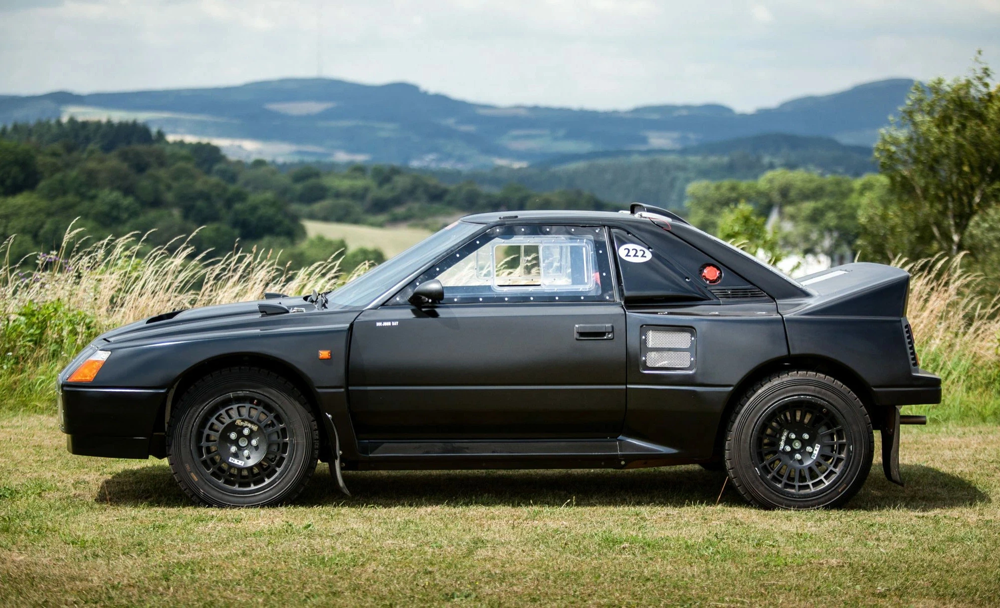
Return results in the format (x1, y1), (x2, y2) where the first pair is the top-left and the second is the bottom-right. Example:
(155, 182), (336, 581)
(0, 77), (915, 169)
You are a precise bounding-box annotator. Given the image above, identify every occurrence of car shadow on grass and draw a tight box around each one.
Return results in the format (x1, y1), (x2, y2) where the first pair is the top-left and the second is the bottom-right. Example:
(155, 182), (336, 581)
(97, 462), (988, 510)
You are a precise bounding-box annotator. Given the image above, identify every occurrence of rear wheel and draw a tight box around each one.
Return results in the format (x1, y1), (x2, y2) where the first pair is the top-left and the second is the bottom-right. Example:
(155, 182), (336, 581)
(725, 371), (873, 510)
(167, 367), (319, 507)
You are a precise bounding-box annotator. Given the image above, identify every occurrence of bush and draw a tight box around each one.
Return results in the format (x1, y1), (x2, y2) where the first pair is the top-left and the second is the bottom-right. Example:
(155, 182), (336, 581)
(297, 179), (329, 204)
(0, 300), (98, 414)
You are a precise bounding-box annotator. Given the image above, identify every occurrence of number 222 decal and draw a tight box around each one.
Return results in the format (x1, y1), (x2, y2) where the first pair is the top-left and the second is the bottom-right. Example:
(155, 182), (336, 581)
(618, 244), (652, 263)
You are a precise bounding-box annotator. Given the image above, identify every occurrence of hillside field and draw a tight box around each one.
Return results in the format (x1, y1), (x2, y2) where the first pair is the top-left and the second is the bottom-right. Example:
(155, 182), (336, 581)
(303, 220), (432, 257)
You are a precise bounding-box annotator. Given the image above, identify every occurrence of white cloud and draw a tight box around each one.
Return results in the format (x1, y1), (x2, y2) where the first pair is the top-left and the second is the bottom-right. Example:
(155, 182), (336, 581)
(751, 4), (775, 23)
(0, 0), (997, 111)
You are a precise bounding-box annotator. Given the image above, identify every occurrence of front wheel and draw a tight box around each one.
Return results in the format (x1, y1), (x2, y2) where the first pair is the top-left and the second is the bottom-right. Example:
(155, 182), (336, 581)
(724, 371), (873, 510)
(167, 367), (319, 507)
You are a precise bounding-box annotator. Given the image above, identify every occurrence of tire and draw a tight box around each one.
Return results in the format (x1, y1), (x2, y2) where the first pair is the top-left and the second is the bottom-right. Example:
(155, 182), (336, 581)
(724, 371), (873, 510)
(167, 367), (319, 507)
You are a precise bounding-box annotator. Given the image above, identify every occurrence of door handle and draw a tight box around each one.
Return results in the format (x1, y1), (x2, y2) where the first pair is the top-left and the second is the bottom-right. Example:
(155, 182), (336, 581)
(575, 324), (614, 340)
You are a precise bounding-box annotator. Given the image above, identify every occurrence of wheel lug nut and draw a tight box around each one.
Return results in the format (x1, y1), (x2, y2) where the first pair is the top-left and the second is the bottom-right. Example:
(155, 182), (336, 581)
(794, 453), (802, 461)
(789, 433), (796, 440)
(806, 446), (813, 453)
(784, 446), (791, 452)
(229, 432), (237, 440)
(243, 450), (250, 458)
(803, 433), (810, 440)
(230, 446), (237, 453)
(251, 439), (258, 447)
(243, 428), (250, 436)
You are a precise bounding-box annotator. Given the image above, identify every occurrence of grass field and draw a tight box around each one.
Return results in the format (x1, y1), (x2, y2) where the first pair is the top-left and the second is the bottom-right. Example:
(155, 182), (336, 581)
(2, 414), (998, 606)
(303, 220), (432, 257)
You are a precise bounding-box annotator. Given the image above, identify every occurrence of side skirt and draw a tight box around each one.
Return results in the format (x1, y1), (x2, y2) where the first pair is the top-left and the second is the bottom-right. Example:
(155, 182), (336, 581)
(354, 437), (695, 471)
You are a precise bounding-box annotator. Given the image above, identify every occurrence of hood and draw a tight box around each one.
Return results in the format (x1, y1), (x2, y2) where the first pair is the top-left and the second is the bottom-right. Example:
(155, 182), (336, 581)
(98, 296), (344, 345)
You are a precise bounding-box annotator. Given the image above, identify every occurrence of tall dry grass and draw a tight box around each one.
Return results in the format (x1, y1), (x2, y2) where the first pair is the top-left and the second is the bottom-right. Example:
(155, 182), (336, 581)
(0, 229), (997, 422)
(2, 228), (363, 326)
(0, 228), (365, 413)
(903, 255), (1000, 422)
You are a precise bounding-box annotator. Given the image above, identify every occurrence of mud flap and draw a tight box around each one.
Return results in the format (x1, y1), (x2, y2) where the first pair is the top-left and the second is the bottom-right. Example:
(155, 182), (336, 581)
(323, 413), (351, 497)
(881, 406), (903, 486)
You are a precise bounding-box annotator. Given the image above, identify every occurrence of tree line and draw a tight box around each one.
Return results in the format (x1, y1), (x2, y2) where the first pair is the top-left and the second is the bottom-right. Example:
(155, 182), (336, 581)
(687, 57), (1000, 284)
(0, 118), (615, 271)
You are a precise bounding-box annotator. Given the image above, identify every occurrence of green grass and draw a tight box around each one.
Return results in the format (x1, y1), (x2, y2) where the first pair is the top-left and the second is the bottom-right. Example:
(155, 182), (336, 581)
(1, 413), (998, 606)
(303, 220), (432, 257)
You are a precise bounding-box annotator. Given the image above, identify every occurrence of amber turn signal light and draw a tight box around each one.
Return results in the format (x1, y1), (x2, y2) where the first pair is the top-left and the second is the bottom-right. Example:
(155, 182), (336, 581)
(67, 350), (111, 383)
(318, 350), (331, 360)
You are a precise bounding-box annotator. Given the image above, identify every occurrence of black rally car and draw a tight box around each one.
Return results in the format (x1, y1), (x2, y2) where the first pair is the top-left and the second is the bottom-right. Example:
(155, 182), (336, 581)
(59, 205), (940, 509)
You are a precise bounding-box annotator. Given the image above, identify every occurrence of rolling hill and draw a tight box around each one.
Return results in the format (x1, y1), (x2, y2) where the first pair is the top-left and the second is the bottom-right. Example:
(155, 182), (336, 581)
(0, 77), (914, 169)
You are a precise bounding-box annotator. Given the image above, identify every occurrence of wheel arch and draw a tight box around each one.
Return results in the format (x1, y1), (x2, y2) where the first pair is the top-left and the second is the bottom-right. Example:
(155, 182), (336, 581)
(709, 354), (880, 461)
(162, 353), (333, 461)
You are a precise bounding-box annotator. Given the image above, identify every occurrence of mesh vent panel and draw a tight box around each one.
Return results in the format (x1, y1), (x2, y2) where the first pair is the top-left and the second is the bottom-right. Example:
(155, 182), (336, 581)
(646, 330), (692, 349)
(646, 351), (691, 369)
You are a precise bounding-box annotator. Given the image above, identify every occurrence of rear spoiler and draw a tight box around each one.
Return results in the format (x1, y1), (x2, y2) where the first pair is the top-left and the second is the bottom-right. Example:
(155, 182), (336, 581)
(788, 263), (909, 317)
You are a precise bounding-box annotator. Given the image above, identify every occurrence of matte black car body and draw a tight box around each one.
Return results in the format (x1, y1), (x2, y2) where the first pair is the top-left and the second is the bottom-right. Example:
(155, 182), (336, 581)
(59, 208), (940, 503)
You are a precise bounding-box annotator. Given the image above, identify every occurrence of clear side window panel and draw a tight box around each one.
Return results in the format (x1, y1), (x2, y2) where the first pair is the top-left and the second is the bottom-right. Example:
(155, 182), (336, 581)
(391, 225), (617, 305)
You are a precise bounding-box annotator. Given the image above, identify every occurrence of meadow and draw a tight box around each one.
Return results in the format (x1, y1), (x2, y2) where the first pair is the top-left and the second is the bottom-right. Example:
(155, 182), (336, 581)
(0, 231), (998, 605)
(303, 219), (432, 257)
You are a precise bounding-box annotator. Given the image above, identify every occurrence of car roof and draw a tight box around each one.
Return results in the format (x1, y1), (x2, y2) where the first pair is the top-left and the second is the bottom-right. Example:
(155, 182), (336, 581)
(461, 210), (648, 225)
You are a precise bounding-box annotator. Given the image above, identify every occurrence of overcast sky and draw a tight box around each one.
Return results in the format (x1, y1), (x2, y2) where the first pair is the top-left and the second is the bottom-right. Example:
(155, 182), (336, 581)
(1, 0), (998, 112)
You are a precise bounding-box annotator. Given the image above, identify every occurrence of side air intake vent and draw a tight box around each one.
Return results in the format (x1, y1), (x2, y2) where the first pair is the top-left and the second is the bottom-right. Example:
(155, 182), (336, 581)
(902, 321), (919, 368)
(709, 286), (768, 300)
(646, 351), (691, 369)
(640, 325), (696, 372)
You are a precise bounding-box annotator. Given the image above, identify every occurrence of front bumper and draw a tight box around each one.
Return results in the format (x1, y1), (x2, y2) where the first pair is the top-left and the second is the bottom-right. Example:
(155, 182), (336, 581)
(59, 385), (167, 459)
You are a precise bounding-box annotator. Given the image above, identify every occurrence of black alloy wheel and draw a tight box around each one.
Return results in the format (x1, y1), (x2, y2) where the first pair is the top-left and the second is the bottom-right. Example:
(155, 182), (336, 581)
(750, 396), (849, 496)
(167, 367), (319, 507)
(725, 371), (873, 509)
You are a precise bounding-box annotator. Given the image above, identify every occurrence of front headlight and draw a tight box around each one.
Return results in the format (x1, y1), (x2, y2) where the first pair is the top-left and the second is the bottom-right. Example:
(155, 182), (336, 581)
(66, 350), (111, 383)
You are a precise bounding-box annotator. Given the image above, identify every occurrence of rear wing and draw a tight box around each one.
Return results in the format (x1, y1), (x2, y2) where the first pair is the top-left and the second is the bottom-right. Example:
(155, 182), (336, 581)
(785, 263), (909, 318)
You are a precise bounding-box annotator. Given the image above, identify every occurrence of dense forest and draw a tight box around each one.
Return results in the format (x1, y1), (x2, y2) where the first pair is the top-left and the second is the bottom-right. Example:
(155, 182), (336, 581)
(0, 119), (615, 269)
(428, 134), (875, 209)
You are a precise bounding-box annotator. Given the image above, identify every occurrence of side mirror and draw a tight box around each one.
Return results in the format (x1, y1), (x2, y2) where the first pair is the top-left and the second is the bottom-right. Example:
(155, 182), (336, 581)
(408, 279), (444, 307)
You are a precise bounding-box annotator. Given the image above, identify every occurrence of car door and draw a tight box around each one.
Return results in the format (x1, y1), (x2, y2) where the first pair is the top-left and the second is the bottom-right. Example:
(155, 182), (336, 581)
(348, 223), (626, 440)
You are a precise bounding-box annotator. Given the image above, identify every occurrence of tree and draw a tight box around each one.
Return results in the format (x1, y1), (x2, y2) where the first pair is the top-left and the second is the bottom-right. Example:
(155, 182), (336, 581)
(290, 165), (322, 183)
(0, 140), (41, 196)
(716, 202), (784, 263)
(686, 179), (764, 234)
(875, 55), (1000, 256)
(297, 179), (329, 204)
(771, 172), (856, 265)
(229, 193), (304, 241)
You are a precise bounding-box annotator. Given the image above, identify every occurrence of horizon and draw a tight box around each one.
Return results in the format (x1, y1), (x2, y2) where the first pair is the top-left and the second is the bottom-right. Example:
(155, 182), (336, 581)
(0, 74), (919, 115)
(0, 1), (996, 113)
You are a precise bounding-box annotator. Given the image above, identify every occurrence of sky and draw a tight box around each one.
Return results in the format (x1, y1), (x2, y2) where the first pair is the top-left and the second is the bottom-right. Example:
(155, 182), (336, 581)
(0, 0), (998, 112)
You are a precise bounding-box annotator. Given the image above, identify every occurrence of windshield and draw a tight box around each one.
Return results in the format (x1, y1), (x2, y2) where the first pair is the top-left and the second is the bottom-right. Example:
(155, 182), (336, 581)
(326, 220), (483, 309)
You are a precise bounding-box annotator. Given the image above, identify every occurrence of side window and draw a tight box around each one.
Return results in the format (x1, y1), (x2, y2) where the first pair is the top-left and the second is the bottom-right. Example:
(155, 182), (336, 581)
(612, 229), (710, 304)
(391, 225), (616, 305)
